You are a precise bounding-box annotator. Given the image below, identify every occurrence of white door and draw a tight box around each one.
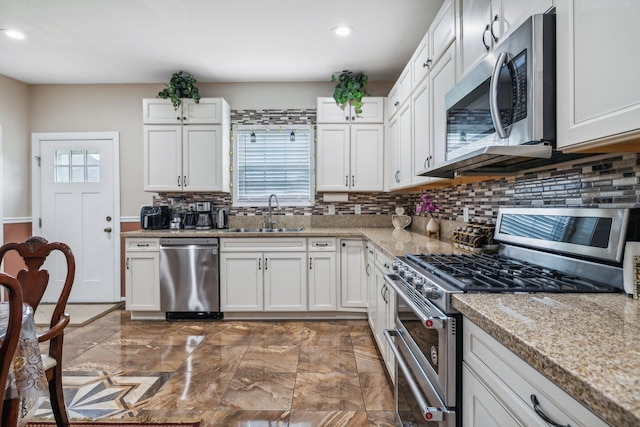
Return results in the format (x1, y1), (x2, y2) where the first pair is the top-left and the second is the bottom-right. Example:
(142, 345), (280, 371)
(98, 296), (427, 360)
(32, 132), (120, 303)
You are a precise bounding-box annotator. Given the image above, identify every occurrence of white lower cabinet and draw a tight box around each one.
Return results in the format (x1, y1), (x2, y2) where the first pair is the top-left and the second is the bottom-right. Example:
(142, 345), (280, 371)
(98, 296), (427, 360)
(220, 238), (307, 312)
(366, 242), (396, 380)
(124, 238), (160, 311)
(463, 318), (608, 427)
(308, 238), (338, 311)
(339, 239), (368, 310)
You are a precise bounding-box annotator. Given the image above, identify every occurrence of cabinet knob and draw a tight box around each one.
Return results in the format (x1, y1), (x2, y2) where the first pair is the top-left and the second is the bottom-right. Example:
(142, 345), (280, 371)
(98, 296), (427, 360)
(394, 101), (400, 107)
(104, 227), (112, 233)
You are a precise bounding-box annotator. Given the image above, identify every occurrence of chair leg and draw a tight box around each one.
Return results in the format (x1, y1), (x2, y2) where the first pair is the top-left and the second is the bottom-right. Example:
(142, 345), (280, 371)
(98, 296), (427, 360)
(48, 363), (69, 427)
(2, 398), (20, 427)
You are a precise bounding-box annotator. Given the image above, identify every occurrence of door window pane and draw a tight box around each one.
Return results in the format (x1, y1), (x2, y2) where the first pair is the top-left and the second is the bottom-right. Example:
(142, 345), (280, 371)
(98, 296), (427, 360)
(54, 149), (101, 183)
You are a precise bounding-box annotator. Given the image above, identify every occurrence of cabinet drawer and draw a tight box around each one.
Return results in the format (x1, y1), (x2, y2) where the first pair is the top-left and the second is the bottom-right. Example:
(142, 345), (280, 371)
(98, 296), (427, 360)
(220, 237), (307, 252)
(308, 237), (337, 252)
(125, 238), (160, 251)
(464, 319), (608, 427)
(375, 250), (394, 273)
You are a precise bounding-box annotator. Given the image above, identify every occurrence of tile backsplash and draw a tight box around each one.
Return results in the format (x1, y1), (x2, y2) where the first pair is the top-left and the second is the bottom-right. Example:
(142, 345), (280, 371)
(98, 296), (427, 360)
(154, 109), (639, 228)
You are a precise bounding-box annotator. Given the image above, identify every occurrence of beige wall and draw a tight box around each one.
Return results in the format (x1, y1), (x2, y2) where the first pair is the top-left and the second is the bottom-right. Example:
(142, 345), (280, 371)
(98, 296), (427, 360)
(0, 75), (31, 219)
(26, 80), (392, 218)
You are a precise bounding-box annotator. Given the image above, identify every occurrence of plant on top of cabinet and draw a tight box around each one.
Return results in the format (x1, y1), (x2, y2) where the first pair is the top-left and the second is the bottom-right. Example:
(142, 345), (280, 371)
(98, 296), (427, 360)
(158, 71), (201, 110)
(331, 70), (370, 114)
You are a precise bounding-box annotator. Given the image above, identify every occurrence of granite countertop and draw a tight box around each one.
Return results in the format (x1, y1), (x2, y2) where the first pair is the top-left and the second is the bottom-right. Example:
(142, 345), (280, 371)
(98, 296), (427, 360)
(453, 293), (640, 426)
(121, 226), (455, 257)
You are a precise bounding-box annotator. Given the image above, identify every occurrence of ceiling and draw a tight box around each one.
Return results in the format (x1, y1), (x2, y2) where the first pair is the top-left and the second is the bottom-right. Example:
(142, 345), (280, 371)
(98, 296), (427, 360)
(0, 0), (444, 85)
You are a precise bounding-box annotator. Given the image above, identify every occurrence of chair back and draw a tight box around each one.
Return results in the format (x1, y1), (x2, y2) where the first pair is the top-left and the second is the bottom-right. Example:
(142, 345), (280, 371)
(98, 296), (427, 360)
(0, 273), (23, 407)
(0, 236), (75, 335)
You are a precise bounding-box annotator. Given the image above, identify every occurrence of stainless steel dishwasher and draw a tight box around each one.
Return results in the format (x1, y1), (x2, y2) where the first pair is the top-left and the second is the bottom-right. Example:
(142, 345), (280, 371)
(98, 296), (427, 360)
(159, 237), (222, 320)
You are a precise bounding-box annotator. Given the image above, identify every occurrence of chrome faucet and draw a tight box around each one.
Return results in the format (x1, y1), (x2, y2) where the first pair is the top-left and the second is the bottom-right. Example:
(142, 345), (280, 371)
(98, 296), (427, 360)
(266, 194), (280, 229)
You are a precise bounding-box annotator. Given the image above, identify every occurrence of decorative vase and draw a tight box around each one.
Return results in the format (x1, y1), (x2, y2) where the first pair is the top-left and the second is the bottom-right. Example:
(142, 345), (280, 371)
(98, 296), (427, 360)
(426, 217), (439, 238)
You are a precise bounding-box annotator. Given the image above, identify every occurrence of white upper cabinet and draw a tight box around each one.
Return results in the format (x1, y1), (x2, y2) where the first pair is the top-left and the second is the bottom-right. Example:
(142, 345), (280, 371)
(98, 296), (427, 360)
(143, 98), (230, 192)
(387, 64), (412, 119)
(411, 0), (455, 88)
(456, 0), (553, 79)
(316, 97), (384, 124)
(556, 0), (640, 151)
(143, 98), (226, 125)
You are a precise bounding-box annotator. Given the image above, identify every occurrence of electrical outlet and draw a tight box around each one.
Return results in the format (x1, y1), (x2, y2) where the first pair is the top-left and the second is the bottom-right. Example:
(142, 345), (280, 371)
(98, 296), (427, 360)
(463, 207), (470, 223)
(355, 204), (362, 215)
(327, 205), (335, 215)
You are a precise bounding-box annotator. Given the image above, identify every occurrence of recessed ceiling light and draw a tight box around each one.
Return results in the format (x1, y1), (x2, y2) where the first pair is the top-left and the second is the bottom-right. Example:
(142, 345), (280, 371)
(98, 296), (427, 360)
(333, 26), (354, 37)
(1, 29), (26, 40)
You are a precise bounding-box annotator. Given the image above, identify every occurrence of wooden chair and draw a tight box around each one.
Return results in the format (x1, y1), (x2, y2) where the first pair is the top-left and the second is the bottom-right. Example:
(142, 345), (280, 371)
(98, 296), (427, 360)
(0, 273), (24, 427)
(0, 236), (75, 427)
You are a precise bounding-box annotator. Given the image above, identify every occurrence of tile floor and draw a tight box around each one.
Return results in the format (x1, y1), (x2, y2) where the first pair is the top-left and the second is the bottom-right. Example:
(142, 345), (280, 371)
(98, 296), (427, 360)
(31, 309), (397, 426)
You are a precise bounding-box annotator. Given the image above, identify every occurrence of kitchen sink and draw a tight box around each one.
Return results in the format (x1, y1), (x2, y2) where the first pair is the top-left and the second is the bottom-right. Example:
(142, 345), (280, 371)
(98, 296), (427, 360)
(226, 227), (304, 233)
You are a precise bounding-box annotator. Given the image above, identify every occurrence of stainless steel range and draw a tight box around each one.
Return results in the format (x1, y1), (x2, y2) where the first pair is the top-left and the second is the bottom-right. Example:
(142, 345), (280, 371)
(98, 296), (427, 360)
(384, 207), (640, 427)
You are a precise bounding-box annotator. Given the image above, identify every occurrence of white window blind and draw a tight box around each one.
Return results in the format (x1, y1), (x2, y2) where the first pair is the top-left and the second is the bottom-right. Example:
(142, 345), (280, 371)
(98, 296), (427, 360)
(234, 125), (314, 206)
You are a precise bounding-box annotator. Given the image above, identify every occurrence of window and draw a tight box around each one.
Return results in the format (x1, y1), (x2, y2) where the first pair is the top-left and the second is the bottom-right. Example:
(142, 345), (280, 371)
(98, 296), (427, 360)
(54, 149), (100, 183)
(233, 125), (314, 206)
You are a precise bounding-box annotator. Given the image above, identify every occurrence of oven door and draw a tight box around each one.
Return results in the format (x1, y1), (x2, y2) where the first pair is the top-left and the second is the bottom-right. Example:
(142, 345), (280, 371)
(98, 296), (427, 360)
(384, 275), (459, 427)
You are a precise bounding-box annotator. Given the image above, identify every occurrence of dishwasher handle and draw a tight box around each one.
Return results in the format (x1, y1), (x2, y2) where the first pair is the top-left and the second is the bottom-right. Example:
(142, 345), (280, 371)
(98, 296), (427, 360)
(160, 237), (219, 247)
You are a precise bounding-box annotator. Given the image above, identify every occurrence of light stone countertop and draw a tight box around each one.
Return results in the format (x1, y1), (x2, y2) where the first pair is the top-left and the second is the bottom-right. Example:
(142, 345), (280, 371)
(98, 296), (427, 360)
(453, 293), (640, 426)
(122, 226), (635, 424)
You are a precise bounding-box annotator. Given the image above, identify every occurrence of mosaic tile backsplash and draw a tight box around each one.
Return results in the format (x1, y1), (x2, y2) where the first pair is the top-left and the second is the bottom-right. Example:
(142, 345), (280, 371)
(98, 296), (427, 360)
(154, 109), (640, 226)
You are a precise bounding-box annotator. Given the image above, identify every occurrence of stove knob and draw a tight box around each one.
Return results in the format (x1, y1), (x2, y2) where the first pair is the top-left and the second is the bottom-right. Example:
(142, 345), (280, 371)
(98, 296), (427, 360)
(423, 286), (440, 300)
(392, 261), (402, 271)
(404, 272), (415, 281)
(412, 277), (426, 289)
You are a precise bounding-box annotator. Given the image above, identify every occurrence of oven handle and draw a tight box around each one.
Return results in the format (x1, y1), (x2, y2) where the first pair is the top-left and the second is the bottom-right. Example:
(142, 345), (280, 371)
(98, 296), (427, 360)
(384, 329), (452, 423)
(384, 275), (446, 329)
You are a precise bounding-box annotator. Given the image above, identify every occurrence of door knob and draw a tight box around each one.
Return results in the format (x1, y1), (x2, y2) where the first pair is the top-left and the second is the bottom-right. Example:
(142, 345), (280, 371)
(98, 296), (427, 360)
(104, 227), (112, 233)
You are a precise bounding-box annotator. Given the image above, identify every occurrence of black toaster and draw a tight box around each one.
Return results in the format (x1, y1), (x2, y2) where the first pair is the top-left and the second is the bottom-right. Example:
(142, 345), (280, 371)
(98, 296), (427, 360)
(140, 206), (170, 230)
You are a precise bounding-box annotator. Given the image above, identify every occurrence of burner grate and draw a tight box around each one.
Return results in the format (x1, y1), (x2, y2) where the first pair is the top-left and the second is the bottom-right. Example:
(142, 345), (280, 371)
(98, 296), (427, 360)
(408, 253), (619, 293)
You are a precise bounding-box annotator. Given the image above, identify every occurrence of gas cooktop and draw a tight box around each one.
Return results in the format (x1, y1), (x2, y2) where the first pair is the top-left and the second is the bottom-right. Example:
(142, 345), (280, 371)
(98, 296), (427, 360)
(403, 253), (621, 293)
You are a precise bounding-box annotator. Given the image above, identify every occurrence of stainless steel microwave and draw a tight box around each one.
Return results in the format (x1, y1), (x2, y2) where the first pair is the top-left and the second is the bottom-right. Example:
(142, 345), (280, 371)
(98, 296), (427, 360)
(421, 14), (559, 178)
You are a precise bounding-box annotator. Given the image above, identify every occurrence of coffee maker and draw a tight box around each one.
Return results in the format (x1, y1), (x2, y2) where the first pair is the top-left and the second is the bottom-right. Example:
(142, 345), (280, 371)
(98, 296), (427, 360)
(195, 201), (213, 230)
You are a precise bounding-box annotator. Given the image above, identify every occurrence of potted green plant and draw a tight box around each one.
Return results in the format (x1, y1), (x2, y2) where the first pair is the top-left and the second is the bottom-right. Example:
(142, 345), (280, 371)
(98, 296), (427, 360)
(158, 71), (201, 110)
(331, 70), (370, 115)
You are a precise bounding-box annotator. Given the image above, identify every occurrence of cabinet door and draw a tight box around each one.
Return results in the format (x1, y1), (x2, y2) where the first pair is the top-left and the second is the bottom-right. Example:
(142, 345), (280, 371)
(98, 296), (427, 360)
(411, 31), (431, 89)
(412, 79), (432, 186)
(366, 245), (376, 329)
(430, 0), (456, 66)
(142, 99), (182, 124)
(462, 363), (524, 427)
(143, 125), (182, 191)
(220, 252), (263, 311)
(317, 97), (350, 123)
(388, 64), (411, 118)
(182, 98), (224, 124)
(182, 125), (223, 191)
(557, 0), (640, 150)
(457, 0), (492, 78)
(125, 251), (160, 311)
(316, 124), (350, 191)
(339, 240), (367, 309)
(430, 45), (456, 169)
(264, 252), (307, 311)
(494, 0), (553, 43)
(354, 98), (385, 123)
(308, 252), (337, 311)
(350, 124), (384, 191)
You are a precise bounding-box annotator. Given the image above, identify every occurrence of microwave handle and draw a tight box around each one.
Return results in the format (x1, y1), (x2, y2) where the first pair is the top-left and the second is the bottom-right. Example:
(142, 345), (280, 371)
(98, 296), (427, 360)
(489, 51), (510, 139)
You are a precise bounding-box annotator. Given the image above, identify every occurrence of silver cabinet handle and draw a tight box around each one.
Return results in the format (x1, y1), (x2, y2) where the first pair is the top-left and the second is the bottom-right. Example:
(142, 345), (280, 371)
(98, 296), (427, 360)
(104, 227), (112, 233)
(177, 176), (181, 186)
(345, 175), (349, 186)
(183, 175), (188, 187)
(394, 101), (400, 107)
(395, 170), (400, 183)
(258, 258), (262, 270)
(351, 175), (355, 186)
(423, 59), (432, 69)
(309, 257), (313, 270)
(264, 258), (269, 270)
(482, 24), (491, 51)
(126, 258), (130, 270)
(490, 14), (499, 43)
